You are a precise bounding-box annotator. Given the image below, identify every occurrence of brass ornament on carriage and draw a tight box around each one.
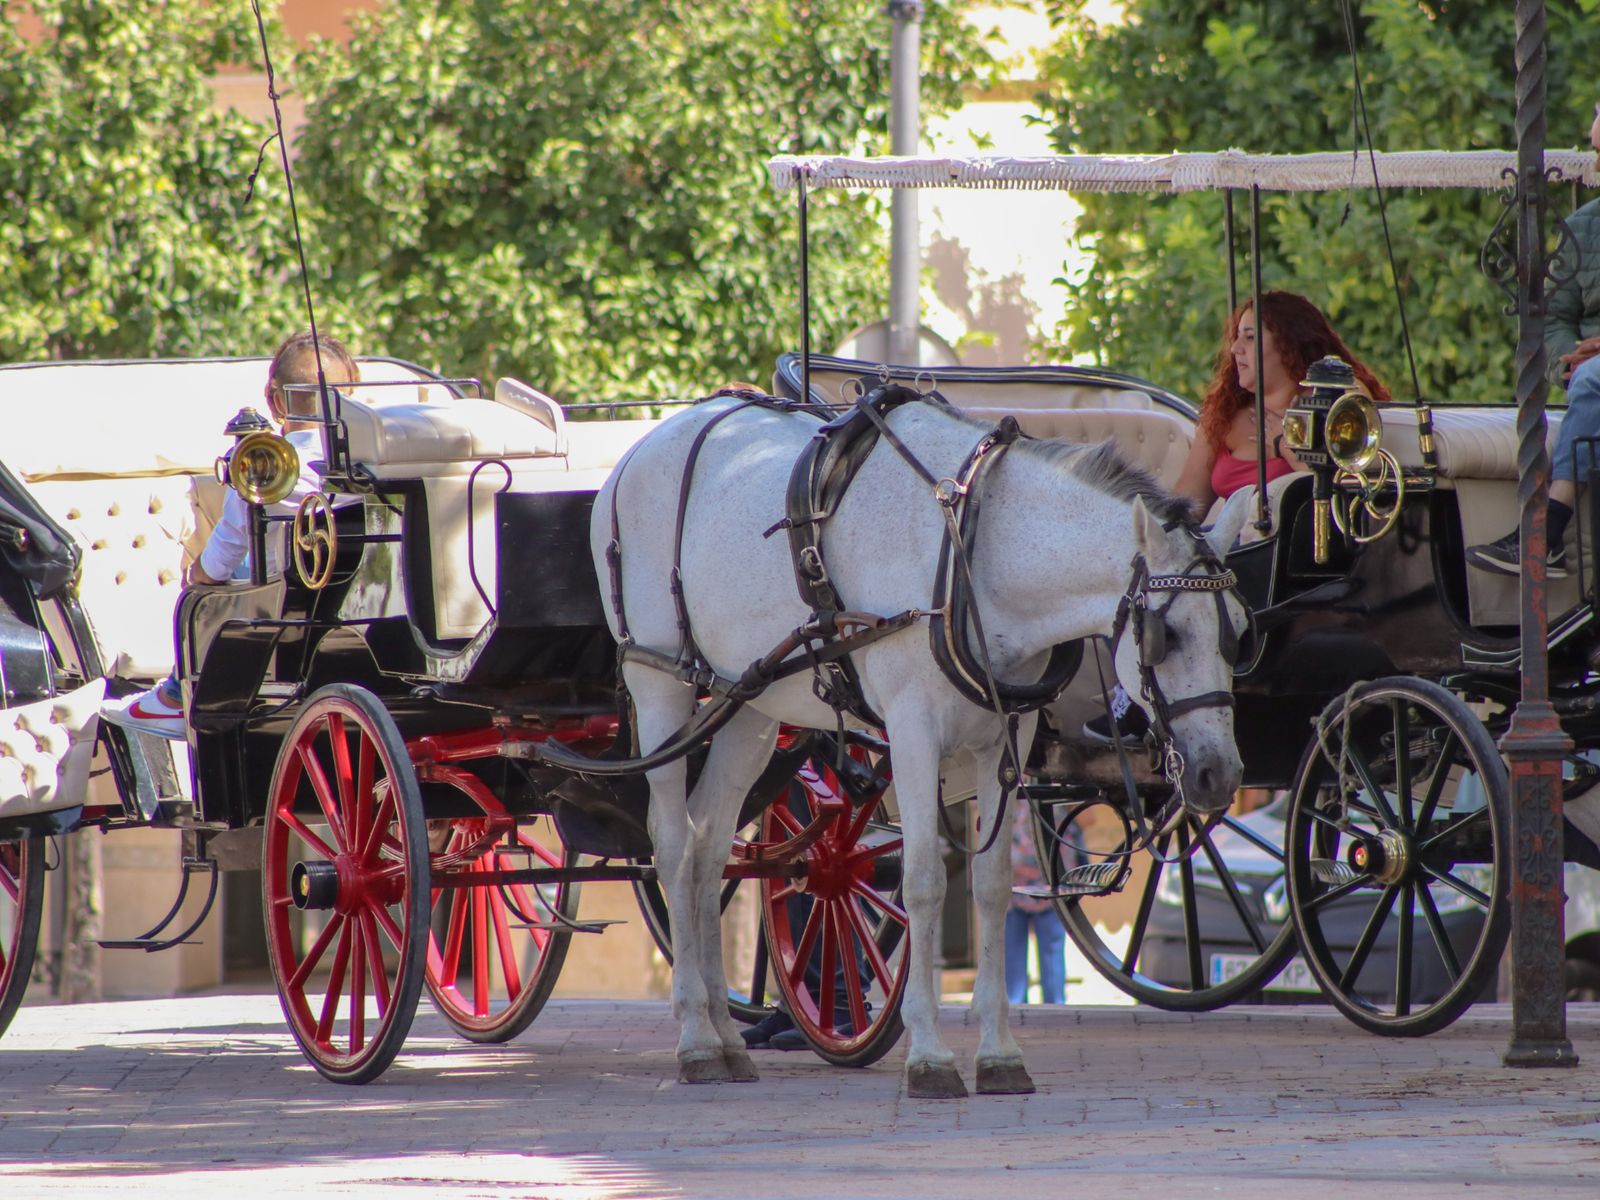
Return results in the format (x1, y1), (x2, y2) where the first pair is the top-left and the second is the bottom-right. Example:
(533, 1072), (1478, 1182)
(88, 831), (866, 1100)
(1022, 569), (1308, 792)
(1283, 357), (1404, 561)
(215, 407), (301, 507)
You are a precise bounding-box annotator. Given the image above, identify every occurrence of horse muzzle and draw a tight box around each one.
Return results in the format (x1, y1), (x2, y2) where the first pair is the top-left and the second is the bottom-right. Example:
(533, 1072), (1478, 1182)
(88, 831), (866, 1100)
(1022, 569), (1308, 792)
(1172, 740), (1242, 816)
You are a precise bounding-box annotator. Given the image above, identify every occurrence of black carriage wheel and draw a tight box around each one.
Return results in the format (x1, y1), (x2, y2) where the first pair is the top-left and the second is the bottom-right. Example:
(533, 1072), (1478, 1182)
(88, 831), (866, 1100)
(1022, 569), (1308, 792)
(1285, 677), (1509, 1037)
(262, 684), (430, 1084)
(1039, 793), (1299, 1011)
(0, 836), (45, 1039)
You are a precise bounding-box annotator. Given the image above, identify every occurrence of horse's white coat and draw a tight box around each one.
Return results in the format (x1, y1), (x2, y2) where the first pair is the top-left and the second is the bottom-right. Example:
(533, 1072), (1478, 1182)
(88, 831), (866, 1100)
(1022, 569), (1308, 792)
(592, 397), (1249, 1093)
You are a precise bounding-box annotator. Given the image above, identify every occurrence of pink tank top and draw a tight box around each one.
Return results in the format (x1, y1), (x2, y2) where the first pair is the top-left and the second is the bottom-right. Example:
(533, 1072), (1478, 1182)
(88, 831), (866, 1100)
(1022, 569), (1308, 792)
(1211, 452), (1294, 501)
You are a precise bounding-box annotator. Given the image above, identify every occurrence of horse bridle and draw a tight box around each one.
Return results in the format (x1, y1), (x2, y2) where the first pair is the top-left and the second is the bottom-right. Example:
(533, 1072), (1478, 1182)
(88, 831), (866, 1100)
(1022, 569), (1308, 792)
(1107, 544), (1242, 793)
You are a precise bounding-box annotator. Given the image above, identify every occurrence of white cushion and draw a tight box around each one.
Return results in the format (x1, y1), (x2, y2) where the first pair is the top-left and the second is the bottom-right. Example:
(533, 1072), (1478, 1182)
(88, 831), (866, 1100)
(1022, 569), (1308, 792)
(1382, 406), (1562, 480)
(0, 680), (106, 818)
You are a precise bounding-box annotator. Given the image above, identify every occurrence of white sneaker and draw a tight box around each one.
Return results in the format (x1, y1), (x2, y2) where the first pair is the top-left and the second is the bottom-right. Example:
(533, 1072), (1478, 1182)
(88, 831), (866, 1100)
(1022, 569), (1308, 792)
(101, 687), (185, 740)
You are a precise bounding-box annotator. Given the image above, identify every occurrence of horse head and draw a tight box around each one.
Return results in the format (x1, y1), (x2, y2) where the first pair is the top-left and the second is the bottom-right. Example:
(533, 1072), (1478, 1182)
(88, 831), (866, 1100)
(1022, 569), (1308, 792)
(1111, 494), (1251, 815)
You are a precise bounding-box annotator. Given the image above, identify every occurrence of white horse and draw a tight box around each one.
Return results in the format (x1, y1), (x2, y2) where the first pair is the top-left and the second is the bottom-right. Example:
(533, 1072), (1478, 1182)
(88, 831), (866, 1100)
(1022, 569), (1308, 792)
(592, 394), (1251, 1098)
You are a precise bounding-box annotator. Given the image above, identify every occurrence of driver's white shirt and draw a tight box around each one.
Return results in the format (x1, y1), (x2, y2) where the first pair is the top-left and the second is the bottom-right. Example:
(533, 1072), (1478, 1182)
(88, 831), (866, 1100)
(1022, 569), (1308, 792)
(197, 428), (325, 581)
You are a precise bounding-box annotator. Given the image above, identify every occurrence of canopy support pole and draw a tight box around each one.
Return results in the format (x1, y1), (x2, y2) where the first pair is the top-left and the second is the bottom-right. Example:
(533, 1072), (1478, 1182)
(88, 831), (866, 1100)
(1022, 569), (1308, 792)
(1250, 186), (1269, 533)
(887, 1), (922, 366)
(1502, 0), (1577, 1069)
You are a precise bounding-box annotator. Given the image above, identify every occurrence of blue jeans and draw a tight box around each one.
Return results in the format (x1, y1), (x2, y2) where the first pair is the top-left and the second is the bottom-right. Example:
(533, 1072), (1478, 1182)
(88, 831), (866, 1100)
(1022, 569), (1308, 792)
(1004, 906), (1067, 1004)
(1553, 356), (1600, 484)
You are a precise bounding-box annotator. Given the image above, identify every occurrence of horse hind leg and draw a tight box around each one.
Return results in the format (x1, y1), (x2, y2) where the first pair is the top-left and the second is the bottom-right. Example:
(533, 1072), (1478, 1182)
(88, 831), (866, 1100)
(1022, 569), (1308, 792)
(629, 669), (728, 1083)
(685, 708), (780, 1084)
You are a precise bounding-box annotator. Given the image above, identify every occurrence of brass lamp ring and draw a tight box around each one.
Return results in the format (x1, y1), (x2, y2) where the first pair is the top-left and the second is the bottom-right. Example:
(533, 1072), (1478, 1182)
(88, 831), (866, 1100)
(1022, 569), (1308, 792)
(292, 493), (338, 589)
(1331, 448), (1405, 544)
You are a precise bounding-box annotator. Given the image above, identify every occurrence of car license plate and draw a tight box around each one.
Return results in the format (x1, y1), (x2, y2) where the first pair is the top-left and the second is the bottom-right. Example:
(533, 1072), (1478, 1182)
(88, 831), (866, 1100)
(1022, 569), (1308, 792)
(1209, 953), (1322, 994)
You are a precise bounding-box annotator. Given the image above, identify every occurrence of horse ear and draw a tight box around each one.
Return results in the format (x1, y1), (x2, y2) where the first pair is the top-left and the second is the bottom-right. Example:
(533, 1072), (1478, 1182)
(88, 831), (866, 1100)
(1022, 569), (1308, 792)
(1131, 495), (1159, 557)
(1205, 489), (1253, 558)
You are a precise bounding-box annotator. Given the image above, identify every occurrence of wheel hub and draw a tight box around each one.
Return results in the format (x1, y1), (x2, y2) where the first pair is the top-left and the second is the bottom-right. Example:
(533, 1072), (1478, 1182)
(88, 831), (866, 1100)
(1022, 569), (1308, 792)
(291, 860), (339, 910)
(1349, 828), (1412, 886)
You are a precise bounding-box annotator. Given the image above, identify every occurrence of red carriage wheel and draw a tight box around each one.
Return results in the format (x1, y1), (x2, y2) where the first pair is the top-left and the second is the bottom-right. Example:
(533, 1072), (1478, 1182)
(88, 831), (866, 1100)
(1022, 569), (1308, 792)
(423, 764), (578, 1043)
(759, 755), (908, 1067)
(262, 685), (429, 1084)
(0, 835), (44, 1039)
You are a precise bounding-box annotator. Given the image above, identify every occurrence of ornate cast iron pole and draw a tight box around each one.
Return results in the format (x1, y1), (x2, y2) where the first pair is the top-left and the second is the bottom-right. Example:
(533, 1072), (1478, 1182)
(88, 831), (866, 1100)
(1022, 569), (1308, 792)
(1502, 0), (1577, 1068)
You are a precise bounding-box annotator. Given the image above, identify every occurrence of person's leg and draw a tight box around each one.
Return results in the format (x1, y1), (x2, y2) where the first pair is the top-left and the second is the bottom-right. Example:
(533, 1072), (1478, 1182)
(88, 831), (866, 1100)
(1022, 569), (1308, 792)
(99, 670), (184, 739)
(1033, 911), (1068, 1003)
(1469, 357), (1600, 575)
(1004, 906), (1031, 1004)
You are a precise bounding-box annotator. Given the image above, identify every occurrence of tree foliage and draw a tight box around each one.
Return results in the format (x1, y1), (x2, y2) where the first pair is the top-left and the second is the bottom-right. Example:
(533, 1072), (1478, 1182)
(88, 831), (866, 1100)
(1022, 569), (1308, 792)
(1036, 0), (1600, 405)
(0, 1), (301, 361)
(292, 0), (996, 400)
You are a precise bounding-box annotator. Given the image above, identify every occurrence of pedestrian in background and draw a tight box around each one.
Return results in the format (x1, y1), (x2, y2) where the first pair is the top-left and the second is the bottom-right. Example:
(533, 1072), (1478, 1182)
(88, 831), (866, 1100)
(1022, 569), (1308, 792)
(1005, 819), (1067, 1004)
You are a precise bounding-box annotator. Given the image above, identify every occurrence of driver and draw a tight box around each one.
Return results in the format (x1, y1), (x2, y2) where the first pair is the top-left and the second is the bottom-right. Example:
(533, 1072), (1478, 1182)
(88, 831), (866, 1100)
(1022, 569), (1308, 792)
(101, 330), (358, 739)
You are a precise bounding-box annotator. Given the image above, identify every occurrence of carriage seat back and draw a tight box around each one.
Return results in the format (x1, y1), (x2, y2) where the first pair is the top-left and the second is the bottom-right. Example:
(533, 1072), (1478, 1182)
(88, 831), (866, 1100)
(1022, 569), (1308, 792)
(961, 406), (1193, 491)
(0, 679), (105, 820)
(1381, 405), (1562, 480)
(340, 378), (565, 473)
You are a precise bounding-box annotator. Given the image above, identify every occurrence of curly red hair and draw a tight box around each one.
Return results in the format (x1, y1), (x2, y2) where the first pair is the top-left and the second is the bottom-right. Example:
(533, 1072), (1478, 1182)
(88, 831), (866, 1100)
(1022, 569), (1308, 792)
(1198, 291), (1390, 453)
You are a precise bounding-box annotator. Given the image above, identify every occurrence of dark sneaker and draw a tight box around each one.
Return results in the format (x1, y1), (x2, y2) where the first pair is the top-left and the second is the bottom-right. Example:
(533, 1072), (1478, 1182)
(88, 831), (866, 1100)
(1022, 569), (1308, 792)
(740, 1008), (795, 1049)
(1082, 702), (1151, 747)
(100, 687), (185, 739)
(767, 1003), (870, 1051)
(1465, 529), (1568, 579)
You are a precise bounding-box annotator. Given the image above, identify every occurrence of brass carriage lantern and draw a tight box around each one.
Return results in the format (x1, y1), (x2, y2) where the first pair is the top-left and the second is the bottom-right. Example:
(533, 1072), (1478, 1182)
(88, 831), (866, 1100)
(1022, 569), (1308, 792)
(1283, 356), (1385, 563)
(217, 407), (300, 507)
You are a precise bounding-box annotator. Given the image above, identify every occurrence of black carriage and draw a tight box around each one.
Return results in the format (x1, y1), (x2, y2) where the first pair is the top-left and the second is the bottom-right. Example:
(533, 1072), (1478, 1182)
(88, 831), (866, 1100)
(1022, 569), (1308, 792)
(766, 145), (1600, 1039)
(0, 359), (911, 1083)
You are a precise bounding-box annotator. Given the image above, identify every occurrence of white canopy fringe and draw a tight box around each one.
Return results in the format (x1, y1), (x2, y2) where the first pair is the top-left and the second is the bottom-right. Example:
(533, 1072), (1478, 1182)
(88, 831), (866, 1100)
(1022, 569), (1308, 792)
(768, 150), (1600, 194)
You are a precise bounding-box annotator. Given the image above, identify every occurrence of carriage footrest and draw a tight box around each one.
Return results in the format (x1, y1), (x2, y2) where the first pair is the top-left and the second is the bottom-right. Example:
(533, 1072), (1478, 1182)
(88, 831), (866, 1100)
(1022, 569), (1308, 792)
(1310, 858), (1361, 886)
(97, 856), (219, 952)
(514, 917), (625, 934)
(1013, 861), (1126, 899)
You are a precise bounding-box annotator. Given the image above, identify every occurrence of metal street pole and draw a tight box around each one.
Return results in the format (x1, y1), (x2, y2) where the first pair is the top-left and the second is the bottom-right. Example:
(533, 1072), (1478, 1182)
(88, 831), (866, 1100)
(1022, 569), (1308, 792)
(887, 0), (922, 366)
(1502, 0), (1577, 1069)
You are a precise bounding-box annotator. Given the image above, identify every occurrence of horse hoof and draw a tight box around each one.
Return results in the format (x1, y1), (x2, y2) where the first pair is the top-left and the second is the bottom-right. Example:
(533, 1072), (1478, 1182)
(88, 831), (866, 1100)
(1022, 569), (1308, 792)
(976, 1062), (1036, 1095)
(679, 1053), (733, 1085)
(906, 1062), (967, 1099)
(723, 1047), (760, 1082)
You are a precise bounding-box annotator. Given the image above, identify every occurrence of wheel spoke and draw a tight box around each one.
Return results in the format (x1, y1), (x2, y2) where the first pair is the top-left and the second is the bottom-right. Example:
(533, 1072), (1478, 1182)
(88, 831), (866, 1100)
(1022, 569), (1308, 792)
(438, 882), (468, 986)
(361, 788), (397, 865)
(1340, 735), (1402, 830)
(843, 893), (896, 992)
(848, 879), (908, 928)
(489, 883), (523, 1002)
(1392, 702), (1414, 831)
(372, 901), (406, 952)
(1419, 863), (1490, 909)
(1339, 883), (1399, 990)
(1119, 831), (1171, 976)
(1418, 806), (1488, 854)
(787, 900), (825, 989)
(833, 903), (870, 1035)
(1304, 871), (1378, 912)
(350, 913), (368, 1052)
(317, 918), (355, 1041)
(1218, 814), (1284, 861)
(1413, 729), (1461, 833)
(288, 913), (345, 991)
(1416, 880), (1463, 982)
(276, 807), (338, 864)
(817, 904), (840, 1029)
(1197, 822), (1269, 954)
(360, 909), (391, 1016)
(327, 714), (357, 835)
(471, 881), (491, 1016)
(352, 736), (375, 854)
(300, 726), (348, 852)
(1177, 826), (1204, 990)
(1394, 883), (1415, 1017)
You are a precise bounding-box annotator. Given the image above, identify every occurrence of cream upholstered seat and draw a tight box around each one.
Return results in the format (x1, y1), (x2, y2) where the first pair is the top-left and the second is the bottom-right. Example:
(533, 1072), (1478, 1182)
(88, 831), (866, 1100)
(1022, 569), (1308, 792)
(0, 680), (105, 819)
(1382, 405), (1562, 480)
(962, 406), (1192, 490)
(340, 377), (567, 472)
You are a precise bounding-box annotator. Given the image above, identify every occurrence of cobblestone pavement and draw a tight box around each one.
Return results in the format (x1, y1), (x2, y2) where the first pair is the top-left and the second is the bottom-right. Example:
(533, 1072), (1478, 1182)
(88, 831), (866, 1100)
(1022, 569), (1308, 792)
(1, 995), (1598, 1198)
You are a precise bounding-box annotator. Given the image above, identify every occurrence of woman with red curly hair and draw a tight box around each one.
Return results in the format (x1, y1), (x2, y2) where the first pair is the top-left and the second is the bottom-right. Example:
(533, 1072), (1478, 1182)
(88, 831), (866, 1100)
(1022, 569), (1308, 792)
(1171, 290), (1390, 518)
(1086, 292), (1388, 746)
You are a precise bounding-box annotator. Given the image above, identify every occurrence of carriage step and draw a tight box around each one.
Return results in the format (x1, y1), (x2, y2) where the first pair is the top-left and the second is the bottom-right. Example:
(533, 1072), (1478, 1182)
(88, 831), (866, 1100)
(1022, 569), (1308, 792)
(97, 856), (219, 952)
(1310, 858), (1361, 886)
(1013, 861), (1126, 899)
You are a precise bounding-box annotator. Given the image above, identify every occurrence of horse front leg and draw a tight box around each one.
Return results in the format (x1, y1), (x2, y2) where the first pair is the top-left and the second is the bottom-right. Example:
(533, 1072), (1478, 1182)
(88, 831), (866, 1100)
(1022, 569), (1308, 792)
(886, 739), (967, 1099)
(970, 719), (1038, 1094)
